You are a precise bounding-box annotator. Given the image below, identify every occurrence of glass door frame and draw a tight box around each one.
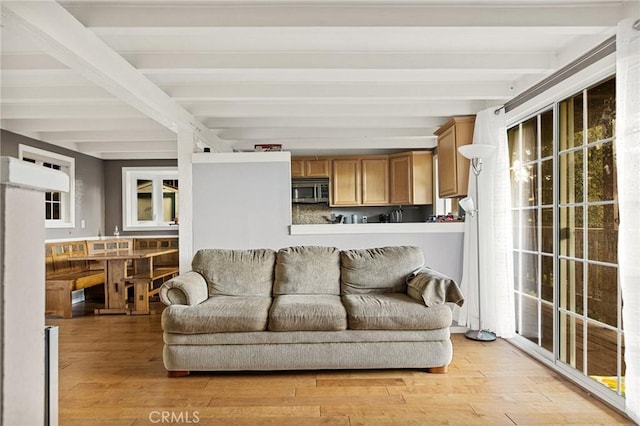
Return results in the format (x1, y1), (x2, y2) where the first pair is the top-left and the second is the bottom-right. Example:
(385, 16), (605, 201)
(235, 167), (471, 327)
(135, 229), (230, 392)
(507, 77), (624, 411)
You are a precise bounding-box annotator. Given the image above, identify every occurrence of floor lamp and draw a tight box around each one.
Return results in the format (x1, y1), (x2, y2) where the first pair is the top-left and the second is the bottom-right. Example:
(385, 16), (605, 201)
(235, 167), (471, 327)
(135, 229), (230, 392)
(458, 144), (497, 342)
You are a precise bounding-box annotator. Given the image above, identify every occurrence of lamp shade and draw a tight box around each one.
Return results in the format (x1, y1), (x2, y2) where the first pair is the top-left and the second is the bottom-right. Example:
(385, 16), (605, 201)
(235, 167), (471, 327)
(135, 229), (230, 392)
(458, 144), (496, 160)
(459, 196), (475, 213)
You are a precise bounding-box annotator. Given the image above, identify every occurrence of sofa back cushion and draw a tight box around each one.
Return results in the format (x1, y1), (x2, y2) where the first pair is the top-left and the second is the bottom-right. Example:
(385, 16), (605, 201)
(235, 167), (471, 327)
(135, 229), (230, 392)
(341, 246), (424, 295)
(274, 246), (341, 295)
(192, 248), (275, 297)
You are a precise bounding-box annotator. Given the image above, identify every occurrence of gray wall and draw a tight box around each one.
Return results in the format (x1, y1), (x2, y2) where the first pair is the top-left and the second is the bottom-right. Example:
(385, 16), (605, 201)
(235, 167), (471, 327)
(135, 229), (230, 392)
(0, 130), (179, 239)
(103, 159), (178, 237)
(193, 159), (463, 281)
(0, 130), (105, 240)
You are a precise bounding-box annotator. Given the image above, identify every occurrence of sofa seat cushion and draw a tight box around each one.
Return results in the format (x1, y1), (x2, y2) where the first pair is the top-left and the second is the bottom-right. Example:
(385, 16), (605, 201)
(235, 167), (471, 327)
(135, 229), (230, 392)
(341, 246), (425, 295)
(274, 246), (341, 295)
(192, 249), (275, 297)
(162, 295), (272, 334)
(164, 328), (451, 345)
(342, 293), (452, 330)
(269, 295), (347, 331)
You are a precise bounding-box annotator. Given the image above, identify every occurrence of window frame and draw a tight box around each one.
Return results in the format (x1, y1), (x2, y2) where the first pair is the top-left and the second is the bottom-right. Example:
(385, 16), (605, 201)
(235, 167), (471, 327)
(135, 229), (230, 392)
(18, 144), (75, 229)
(509, 106), (557, 356)
(122, 166), (179, 231)
(507, 73), (622, 409)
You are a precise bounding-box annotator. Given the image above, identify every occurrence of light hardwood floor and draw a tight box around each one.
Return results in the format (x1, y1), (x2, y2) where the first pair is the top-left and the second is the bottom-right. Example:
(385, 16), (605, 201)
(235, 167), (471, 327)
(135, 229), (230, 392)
(46, 301), (633, 425)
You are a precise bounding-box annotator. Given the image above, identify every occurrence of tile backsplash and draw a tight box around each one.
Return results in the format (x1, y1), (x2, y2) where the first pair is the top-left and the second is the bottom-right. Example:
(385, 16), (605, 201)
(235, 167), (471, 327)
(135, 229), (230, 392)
(291, 204), (333, 224)
(292, 203), (432, 224)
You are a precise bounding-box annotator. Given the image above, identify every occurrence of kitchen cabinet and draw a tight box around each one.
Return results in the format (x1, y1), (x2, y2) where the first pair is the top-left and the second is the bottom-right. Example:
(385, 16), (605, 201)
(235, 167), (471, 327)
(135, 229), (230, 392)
(330, 156), (389, 206)
(361, 157), (389, 205)
(291, 159), (305, 177)
(389, 151), (433, 205)
(434, 116), (475, 198)
(331, 158), (361, 206)
(291, 157), (330, 178)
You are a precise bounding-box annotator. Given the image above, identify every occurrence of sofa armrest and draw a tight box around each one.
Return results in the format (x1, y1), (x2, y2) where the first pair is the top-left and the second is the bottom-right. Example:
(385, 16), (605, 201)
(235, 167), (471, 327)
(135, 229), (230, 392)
(159, 271), (208, 306)
(406, 267), (464, 307)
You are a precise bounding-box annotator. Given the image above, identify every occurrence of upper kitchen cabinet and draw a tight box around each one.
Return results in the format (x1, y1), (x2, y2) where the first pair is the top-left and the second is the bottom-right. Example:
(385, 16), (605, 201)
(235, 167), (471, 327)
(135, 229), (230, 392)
(361, 157), (389, 205)
(330, 155), (389, 206)
(331, 158), (361, 206)
(434, 116), (475, 198)
(389, 151), (433, 205)
(291, 157), (330, 178)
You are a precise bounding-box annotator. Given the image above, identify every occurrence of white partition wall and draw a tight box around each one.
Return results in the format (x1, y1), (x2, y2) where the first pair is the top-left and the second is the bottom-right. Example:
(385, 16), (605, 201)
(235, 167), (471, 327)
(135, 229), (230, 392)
(0, 157), (68, 426)
(192, 152), (293, 250)
(191, 152), (464, 281)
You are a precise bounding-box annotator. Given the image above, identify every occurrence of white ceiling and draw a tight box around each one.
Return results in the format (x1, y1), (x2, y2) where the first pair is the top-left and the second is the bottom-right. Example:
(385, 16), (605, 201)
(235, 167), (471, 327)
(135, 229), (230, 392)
(0, 1), (632, 160)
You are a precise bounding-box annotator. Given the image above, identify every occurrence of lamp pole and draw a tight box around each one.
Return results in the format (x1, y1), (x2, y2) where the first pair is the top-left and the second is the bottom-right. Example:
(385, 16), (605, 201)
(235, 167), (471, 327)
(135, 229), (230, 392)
(465, 158), (495, 342)
(458, 144), (497, 342)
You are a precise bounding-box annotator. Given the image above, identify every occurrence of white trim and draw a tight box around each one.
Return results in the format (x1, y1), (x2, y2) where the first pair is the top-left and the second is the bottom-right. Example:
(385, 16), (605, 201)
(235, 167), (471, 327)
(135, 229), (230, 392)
(290, 222), (464, 235)
(0, 156), (68, 192)
(121, 166), (179, 231)
(192, 151), (291, 164)
(17, 144), (75, 228)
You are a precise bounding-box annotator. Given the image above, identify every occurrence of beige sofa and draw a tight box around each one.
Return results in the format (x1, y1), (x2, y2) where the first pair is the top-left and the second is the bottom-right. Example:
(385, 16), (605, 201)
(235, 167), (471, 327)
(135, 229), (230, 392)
(159, 245), (463, 377)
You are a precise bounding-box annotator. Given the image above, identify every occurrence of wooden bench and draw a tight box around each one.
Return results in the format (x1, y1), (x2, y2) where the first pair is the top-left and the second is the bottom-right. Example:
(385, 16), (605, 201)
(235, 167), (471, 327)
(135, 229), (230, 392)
(86, 238), (134, 255)
(126, 237), (179, 315)
(86, 238), (135, 275)
(45, 241), (105, 319)
(125, 266), (179, 315)
(134, 237), (179, 266)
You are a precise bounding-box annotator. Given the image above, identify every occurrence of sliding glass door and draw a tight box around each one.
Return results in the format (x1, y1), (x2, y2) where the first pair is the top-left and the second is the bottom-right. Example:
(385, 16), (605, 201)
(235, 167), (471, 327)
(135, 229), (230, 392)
(509, 76), (624, 399)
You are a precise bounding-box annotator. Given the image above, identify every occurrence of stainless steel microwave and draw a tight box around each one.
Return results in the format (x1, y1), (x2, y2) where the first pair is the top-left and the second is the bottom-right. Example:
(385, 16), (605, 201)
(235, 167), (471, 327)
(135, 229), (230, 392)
(291, 178), (329, 204)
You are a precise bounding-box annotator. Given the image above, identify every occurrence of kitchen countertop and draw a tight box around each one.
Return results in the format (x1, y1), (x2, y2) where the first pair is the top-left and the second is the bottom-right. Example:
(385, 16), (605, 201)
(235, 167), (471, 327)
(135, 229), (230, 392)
(289, 222), (464, 235)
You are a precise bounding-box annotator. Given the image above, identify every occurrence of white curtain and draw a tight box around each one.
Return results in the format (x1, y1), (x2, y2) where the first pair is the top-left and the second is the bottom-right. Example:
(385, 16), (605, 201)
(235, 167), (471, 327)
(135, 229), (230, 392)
(454, 107), (515, 338)
(617, 17), (640, 425)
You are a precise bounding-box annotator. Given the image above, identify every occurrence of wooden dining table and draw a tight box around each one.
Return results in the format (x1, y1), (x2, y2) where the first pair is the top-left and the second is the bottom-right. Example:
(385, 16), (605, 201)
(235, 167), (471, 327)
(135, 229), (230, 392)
(73, 247), (179, 315)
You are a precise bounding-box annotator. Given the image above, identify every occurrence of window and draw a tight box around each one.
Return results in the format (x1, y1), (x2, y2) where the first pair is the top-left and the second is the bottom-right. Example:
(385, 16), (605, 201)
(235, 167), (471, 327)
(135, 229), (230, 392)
(122, 167), (179, 231)
(509, 77), (622, 400)
(19, 144), (75, 228)
(509, 108), (556, 353)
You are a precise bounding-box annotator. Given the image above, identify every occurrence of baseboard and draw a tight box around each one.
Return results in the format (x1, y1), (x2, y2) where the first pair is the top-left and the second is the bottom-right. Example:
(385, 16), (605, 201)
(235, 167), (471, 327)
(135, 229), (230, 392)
(450, 321), (467, 334)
